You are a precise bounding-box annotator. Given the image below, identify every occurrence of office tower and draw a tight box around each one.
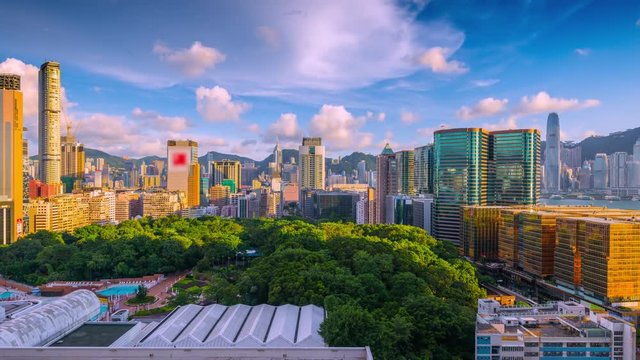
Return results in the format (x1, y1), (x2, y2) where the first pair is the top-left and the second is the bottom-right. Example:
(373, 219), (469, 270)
(375, 144), (397, 224)
(414, 144), (433, 194)
(187, 163), (200, 208)
(311, 191), (360, 222)
(593, 153), (609, 188)
(0, 74), (24, 244)
(273, 142), (282, 178)
(489, 129), (540, 205)
(577, 161), (592, 189)
(544, 113), (560, 192)
(167, 140), (198, 202)
(209, 184), (230, 206)
(385, 194), (413, 225)
(29, 194), (90, 233)
(357, 160), (366, 184)
(60, 122), (84, 178)
(560, 142), (582, 169)
(241, 162), (259, 186)
(298, 137), (325, 192)
(210, 160), (241, 192)
(199, 176), (209, 207)
(38, 62), (62, 185)
(433, 128), (489, 245)
(609, 152), (628, 188)
(395, 150), (415, 195)
(96, 158), (105, 171)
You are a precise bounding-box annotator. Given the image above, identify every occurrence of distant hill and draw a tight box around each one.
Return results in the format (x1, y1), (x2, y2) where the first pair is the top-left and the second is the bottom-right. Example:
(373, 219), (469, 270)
(198, 151), (255, 167)
(579, 127), (640, 161)
(328, 152), (376, 175)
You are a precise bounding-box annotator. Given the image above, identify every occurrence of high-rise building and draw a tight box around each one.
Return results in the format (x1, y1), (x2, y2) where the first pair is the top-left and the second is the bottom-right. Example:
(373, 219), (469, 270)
(395, 150), (415, 196)
(593, 153), (609, 189)
(29, 194), (90, 233)
(38, 62), (62, 186)
(187, 163), (200, 208)
(199, 176), (209, 207)
(560, 142), (582, 169)
(298, 137), (325, 193)
(209, 184), (230, 206)
(357, 160), (366, 184)
(210, 160), (241, 192)
(141, 191), (187, 218)
(433, 128), (489, 245)
(60, 122), (84, 179)
(0, 74), (24, 244)
(544, 112), (561, 192)
(167, 140), (198, 201)
(414, 144), (433, 194)
(609, 151), (628, 188)
(273, 142), (282, 178)
(489, 129), (540, 205)
(375, 144), (396, 224)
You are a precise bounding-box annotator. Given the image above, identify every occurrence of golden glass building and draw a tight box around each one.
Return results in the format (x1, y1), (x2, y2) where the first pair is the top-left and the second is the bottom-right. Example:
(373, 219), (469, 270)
(461, 206), (503, 260)
(60, 123), (84, 179)
(38, 62), (62, 186)
(187, 163), (200, 208)
(0, 74), (24, 244)
(209, 184), (230, 206)
(556, 217), (640, 303)
(395, 150), (415, 196)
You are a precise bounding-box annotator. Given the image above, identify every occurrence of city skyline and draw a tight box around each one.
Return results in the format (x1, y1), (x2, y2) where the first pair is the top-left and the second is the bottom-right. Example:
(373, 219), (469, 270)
(1, 1), (638, 159)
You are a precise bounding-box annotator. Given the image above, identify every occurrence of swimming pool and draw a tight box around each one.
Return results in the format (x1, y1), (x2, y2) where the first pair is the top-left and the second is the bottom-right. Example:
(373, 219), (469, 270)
(97, 285), (141, 297)
(0, 291), (15, 299)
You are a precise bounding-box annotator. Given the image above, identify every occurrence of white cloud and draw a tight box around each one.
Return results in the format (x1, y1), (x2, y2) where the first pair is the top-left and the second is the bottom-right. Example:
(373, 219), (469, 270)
(636, 18), (640, 27)
(309, 105), (373, 150)
(131, 108), (189, 132)
(246, 123), (261, 133)
(153, 41), (226, 77)
(515, 91), (600, 116)
(417, 47), (468, 74)
(377, 112), (386, 122)
(257, 26), (280, 48)
(456, 97), (508, 120)
(400, 111), (419, 124)
(263, 113), (303, 143)
(482, 117), (518, 131)
(582, 130), (598, 138)
(196, 86), (250, 122)
(575, 48), (591, 56)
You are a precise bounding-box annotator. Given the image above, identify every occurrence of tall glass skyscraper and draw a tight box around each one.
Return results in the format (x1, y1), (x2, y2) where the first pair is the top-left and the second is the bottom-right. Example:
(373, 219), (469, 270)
(375, 144), (396, 224)
(414, 144), (434, 194)
(593, 153), (609, 189)
(433, 128), (489, 245)
(395, 150), (415, 196)
(489, 129), (540, 205)
(544, 113), (560, 192)
(38, 61), (62, 186)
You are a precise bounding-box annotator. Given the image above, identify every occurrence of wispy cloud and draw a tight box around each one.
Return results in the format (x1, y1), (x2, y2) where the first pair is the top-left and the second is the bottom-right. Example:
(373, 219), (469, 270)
(574, 48), (591, 56)
(417, 46), (469, 74)
(514, 91), (600, 116)
(195, 86), (250, 122)
(456, 97), (508, 120)
(400, 110), (419, 124)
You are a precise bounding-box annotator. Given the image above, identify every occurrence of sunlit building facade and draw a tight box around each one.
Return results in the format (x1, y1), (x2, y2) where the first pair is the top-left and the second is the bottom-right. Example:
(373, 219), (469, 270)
(414, 144), (433, 194)
(210, 160), (241, 193)
(28, 194), (90, 233)
(0, 74), (24, 244)
(375, 144), (396, 224)
(38, 62), (62, 186)
(298, 137), (325, 192)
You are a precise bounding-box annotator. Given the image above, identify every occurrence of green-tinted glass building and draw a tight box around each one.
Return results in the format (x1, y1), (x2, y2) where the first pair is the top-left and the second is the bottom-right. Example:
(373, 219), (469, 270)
(433, 128), (489, 245)
(414, 144), (434, 194)
(395, 150), (415, 196)
(489, 129), (540, 205)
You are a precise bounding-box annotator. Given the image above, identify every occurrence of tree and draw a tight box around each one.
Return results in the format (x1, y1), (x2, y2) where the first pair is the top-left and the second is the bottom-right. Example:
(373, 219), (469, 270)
(135, 285), (148, 300)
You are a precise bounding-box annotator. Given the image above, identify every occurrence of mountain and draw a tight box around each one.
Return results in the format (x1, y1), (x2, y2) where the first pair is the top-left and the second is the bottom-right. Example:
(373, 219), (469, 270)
(197, 151), (254, 167)
(578, 127), (640, 161)
(327, 152), (376, 175)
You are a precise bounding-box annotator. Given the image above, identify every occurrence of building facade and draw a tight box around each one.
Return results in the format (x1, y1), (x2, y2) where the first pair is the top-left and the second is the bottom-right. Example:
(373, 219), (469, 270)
(375, 144), (397, 224)
(298, 137), (325, 193)
(414, 144), (434, 194)
(544, 112), (561, 192)
(167, 140), (198, 205)
(395, 150), (415, 196)
(0, 74), (24, 244)
(210, 160), (241, 192)
(38, 62), (62, 186)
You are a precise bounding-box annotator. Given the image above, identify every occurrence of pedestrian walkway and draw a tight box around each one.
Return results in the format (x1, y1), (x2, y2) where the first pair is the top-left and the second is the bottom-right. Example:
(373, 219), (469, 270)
(120, 271), (188, 313)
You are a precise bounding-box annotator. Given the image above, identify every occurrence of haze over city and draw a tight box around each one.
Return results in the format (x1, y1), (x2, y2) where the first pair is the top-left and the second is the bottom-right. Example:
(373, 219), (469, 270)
(2, 0), (639, 159)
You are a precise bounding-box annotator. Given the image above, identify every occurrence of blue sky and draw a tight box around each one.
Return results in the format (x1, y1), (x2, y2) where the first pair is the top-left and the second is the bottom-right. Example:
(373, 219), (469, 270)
(1, 0), (639, 159)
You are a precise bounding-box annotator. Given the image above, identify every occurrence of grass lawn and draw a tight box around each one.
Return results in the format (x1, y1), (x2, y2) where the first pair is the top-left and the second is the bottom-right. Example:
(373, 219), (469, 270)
(126, 295), (156, 305)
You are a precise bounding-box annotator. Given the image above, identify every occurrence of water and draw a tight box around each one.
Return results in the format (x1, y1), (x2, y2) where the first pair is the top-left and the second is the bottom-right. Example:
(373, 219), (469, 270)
(97, 285), (140, 297)
(0, 291), (15, 299)
(541, 198), (640, 210)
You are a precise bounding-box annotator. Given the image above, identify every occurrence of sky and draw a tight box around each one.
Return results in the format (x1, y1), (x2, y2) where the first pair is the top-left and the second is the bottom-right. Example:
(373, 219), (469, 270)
(1, 0), (639, 160)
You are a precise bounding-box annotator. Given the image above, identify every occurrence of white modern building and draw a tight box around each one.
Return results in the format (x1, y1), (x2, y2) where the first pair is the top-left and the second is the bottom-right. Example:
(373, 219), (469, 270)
(475, 299), (636, 360)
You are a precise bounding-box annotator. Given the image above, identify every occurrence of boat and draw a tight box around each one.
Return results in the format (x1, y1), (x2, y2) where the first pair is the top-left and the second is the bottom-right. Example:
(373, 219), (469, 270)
(549, 195), (563, 200)
(604, 195), (621, 201)
(577, 195), (594, 200)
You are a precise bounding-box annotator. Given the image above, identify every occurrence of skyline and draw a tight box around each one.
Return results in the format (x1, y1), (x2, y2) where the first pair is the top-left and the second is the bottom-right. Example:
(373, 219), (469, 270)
(1, 0), (639, 159)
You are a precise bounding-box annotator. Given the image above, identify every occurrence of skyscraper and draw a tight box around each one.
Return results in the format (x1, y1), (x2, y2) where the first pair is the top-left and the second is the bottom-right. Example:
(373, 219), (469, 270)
(61, 122), (84, 179)
(210, 160), (242, 192)
(593, 153), (609, 189)
(38, 62), (62, 186)
(433, 128), (489, 245)
(414, 144), (433, 194)
(544, 113), (560, 192)
(187, 163), (200, 208)
(357, 160), (367, 184)
(0, 74), (24, 244)
(298, 137), (325, 191)
(609, 152), (628, 188)
(166, 140), (198, 203)
(273, 142), (282, 178)
(489, 129), (540, 205)
(375, 144), (397, 224)
(395, 150), (415, 195)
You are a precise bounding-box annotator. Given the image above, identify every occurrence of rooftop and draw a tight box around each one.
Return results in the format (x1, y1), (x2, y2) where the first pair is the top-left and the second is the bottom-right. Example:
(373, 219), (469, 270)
(50, 323), (136, 347)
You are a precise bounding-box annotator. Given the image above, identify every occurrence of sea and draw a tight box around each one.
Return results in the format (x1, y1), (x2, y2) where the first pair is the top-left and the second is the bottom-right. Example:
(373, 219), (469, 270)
(541, 198), (640, 210)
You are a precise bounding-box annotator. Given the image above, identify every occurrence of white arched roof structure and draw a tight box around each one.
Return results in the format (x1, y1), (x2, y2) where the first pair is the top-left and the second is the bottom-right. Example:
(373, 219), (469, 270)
(0, 289), (100, 347)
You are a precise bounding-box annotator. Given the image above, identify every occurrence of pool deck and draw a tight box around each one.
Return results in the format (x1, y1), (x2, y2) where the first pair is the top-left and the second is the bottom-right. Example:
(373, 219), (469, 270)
(118, 272), (188, 314)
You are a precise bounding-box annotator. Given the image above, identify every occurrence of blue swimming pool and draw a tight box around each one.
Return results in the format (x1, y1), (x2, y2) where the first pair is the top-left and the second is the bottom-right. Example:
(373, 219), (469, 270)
(97, 285), (140, 297)
(0, 291), (15, 299)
